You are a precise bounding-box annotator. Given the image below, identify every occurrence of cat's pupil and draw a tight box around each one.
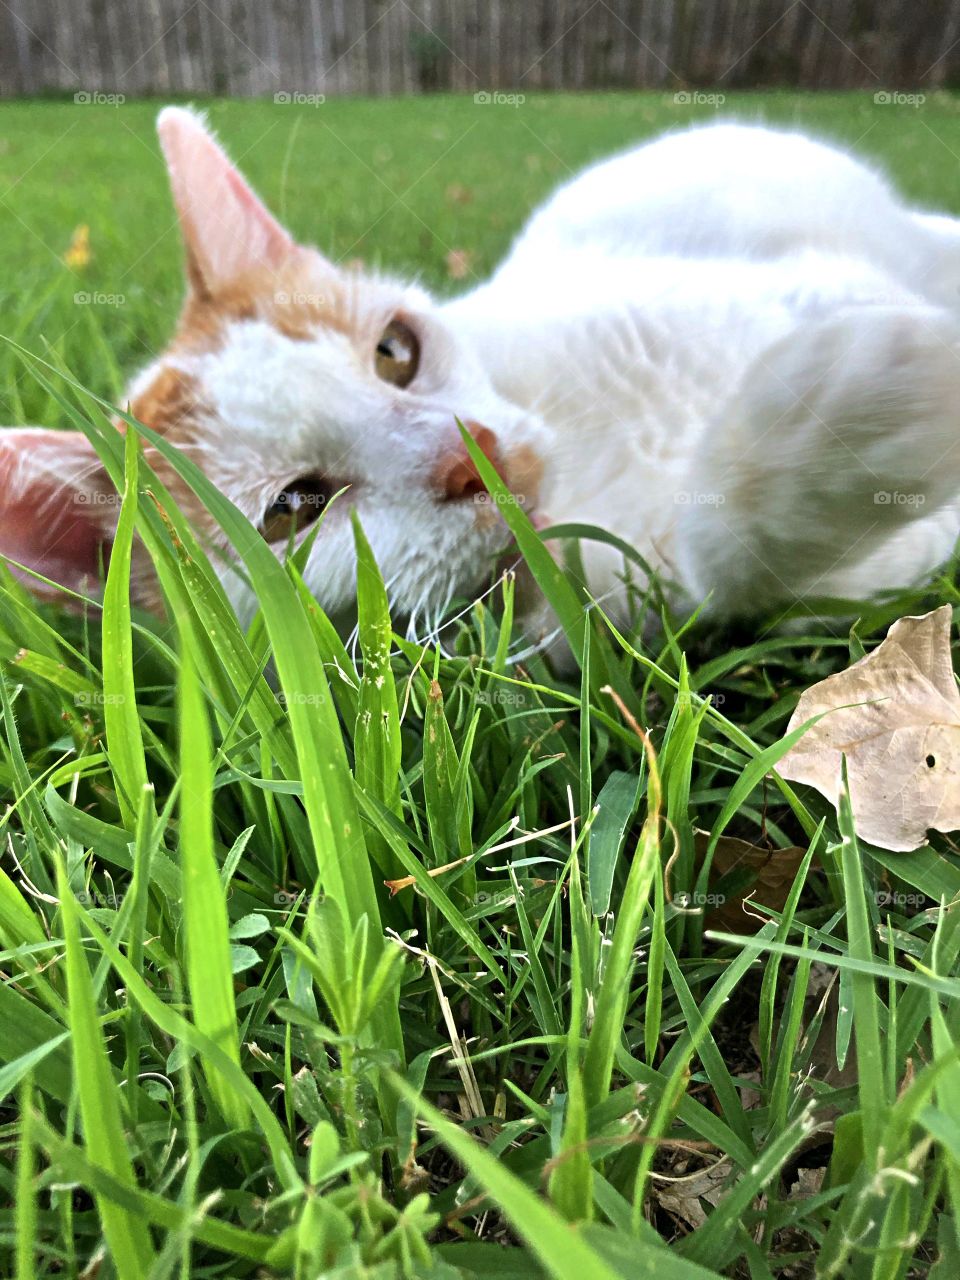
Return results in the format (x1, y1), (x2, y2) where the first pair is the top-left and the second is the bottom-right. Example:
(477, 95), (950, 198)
(260, 474), (331, 542)
(378, 336), (411, 362)
(271, 488), (312, 514)
(374, 319), (420, 388)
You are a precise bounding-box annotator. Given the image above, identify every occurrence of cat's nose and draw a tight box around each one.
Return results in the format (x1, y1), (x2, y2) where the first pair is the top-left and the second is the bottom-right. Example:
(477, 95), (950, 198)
(433, 421), (504, 502)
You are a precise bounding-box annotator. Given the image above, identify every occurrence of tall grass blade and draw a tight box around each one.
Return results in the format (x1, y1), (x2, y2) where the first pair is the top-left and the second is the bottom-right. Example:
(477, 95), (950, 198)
(100, 427), (150, 829)
(57, 860), (156, 1276)
(177, 643), (248, 1128)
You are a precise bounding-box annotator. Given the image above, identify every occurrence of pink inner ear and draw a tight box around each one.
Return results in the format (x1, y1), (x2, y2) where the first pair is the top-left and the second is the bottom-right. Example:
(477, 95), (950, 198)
(1, 492), (110, 595)
(157, 106), (296, 293)
(0, 431), (114, 597)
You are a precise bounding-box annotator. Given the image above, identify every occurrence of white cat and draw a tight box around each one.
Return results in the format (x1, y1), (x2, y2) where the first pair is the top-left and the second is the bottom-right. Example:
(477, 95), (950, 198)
(3, 108), (960, 643)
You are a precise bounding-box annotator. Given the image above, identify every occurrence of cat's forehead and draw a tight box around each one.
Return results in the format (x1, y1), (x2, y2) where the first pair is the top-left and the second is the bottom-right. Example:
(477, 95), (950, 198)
(186, 317), (378, 459)
(128, 253), (425, 443)
(173, 252), (416, 352)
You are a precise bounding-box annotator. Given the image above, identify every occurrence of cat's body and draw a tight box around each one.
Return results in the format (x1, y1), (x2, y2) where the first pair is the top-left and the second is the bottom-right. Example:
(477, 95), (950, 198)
(446, 122), (960, 629)
(4, 110), (960, 645)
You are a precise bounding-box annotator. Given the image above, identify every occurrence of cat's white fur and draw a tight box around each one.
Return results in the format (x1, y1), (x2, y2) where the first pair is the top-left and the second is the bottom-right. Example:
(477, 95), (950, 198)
(195, 115), (960, 636)
(6, 110), (960, 641)
(172, 306), (550, 626)
(445, 122), (960, 630)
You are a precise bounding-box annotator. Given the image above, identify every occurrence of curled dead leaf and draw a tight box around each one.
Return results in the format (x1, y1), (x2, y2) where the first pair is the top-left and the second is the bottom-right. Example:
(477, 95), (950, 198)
(778, 605), (960, 852)
(651, 1156), (731, 1230)
(694, 831), (807, 934)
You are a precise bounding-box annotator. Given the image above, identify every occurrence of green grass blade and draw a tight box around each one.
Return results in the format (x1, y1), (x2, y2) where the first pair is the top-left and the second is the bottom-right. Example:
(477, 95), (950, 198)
(583, 758), (659, 1111)
(389, 1072), (623, 1279)
(15, 1076), (36, 1280)
(177, 643), (248, 1128)
(32, 1113), (274, 1264)
(550, 854), (594, 1223)
(588, 771), (642, 918)
(75, 904), (302, 1192)
(352, 512), (403, 878)
(119, 412), (402, 1060)
(57, 860), (156, 1276)
(101, 427), (150, 829)
(837, 761), (886, 1161)
(679, 1107), (814, 1267)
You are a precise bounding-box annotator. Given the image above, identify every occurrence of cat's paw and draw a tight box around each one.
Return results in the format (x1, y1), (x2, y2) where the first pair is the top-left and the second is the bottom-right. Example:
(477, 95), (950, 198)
(677, 306), (960, 614)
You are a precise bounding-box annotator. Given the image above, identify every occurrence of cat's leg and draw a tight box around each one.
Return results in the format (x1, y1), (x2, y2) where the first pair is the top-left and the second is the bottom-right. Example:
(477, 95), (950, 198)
(906, 212), (960, 316)
(674, 306), (960, 617)
(912, 211), (960, 242)
(816, 500), (960, 601)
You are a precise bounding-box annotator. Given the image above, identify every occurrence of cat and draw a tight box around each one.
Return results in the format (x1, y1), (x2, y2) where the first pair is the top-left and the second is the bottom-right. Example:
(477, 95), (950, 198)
(4, 106), (960, 647)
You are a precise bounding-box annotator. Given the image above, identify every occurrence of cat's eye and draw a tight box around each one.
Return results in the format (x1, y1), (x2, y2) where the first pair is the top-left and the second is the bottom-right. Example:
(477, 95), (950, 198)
(259, 474), (334, 543)
(375, 318), (420, 388)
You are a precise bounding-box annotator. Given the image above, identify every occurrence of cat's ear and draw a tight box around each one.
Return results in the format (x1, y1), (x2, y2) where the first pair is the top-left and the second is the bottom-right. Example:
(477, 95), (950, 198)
(157, 106), (297, 297)
(0, 429), (118, 597)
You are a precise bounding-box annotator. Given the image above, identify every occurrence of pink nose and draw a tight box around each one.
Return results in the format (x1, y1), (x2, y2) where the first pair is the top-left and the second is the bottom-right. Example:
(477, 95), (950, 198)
(433, 421), (504, 502)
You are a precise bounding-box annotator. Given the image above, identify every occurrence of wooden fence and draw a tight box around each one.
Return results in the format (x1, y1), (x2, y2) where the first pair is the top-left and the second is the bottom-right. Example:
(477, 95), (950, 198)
(1, 0), (958, 98)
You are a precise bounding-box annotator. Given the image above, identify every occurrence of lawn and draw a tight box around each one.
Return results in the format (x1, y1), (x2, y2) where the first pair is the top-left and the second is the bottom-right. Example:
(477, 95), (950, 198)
(2, 91), (960, 1277)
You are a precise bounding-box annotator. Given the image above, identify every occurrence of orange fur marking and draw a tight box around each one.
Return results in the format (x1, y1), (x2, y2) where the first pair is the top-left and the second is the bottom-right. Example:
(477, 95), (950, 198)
(129, 365), (204, 447)
(170, 252), (351, 353)
(125, 366), (220, 563)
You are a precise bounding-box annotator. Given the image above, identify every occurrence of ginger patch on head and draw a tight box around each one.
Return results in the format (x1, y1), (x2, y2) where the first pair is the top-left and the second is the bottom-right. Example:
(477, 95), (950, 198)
(126, 365), (218, 542)
(129, 365), (204, 445)
(171, 256), (353, 353)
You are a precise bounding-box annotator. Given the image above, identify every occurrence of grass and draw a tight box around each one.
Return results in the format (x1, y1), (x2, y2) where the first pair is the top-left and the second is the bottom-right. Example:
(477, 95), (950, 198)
(2, 91), (960, 1276)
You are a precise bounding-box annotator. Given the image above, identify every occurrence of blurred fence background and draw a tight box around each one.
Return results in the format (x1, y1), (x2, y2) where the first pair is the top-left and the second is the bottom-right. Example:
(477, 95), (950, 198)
(1, 0), (957, 98)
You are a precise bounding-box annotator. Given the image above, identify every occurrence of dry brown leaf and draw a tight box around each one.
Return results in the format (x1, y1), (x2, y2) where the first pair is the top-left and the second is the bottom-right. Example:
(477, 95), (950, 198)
(384, 854), (470, 896)
(693, 832), (807, 934)
(445, 248), (473, 280)
(788, 1166), (826, 1201)
(778, 605), (960, 852)
(652, 1157), (731, 1230)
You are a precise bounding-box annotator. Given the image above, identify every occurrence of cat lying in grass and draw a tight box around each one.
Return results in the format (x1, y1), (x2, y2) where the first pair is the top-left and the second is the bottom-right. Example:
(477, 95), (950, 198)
(3, 107), (960, 641)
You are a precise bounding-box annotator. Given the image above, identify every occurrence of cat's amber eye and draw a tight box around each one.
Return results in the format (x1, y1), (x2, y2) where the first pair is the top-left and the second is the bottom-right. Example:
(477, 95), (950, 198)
(260, 474), (334, 543)
(375, 318), (420, 388)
